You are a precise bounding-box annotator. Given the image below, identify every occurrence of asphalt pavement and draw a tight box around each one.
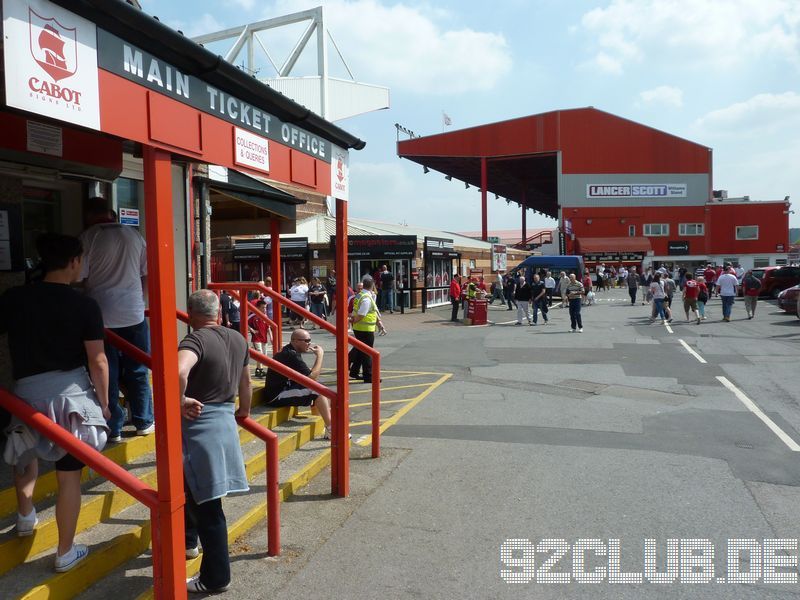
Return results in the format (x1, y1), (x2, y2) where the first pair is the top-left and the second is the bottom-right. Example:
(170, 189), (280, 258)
(232, 289), (800, 599)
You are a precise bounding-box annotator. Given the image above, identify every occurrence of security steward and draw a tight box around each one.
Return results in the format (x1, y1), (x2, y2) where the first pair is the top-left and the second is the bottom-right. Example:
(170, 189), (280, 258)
(348, 276), (386, 383)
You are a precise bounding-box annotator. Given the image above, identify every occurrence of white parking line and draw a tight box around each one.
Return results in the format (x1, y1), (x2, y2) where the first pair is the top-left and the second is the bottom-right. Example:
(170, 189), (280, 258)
(679, 339), (707, 364)
(717, 376), (800, 452)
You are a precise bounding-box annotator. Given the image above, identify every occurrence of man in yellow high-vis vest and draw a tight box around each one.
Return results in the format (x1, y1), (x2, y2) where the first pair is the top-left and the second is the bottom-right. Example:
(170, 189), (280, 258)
(349, 276), (385, 383)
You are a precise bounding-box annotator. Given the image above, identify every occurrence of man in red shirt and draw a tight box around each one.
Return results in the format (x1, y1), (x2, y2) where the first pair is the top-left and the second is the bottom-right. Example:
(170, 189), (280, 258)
(703, 264), (717, 297)
(682, 273), (701, 324)
(449, 275), (461, 322)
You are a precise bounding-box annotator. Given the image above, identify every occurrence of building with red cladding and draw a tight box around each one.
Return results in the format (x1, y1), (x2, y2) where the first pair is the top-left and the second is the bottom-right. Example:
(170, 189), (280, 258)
(398, 107), (791, 272)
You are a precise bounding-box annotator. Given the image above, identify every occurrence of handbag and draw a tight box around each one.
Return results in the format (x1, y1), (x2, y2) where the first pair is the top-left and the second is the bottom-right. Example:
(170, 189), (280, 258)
(698, 290), (708, 303)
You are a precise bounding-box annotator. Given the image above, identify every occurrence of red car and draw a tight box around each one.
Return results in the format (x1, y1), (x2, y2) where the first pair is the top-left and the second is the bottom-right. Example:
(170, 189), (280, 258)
(755, 266), (800, 298)
(777, 284), (800, 314)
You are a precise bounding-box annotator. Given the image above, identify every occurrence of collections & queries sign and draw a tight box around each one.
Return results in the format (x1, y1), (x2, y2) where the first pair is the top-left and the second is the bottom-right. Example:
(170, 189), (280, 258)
(3, 0), (101, 130)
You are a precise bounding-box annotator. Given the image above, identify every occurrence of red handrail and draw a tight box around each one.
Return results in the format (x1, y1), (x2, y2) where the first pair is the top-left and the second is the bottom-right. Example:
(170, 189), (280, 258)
(105, 329), (152, 368)
(208, 282), (382, 457)
(235, 416), (280, 556)
(133, 313), (283, 555)
(0, 388), (162, 578)
(227, 290), (280, 356)
(175, 310), (335, 403)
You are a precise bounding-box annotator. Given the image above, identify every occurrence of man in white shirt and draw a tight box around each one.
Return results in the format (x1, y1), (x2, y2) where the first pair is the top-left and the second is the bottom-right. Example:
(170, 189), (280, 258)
(80, 199), (153, 441)
(716, 267), (739, 322)
(543, 271), (556, 306)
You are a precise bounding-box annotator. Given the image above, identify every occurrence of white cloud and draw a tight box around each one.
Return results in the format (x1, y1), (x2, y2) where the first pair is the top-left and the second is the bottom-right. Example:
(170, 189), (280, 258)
(694, 91), (800, 136)
(638, 85), (683, 108)
(266, 0), (512, 95)
(578, 0), (800, 74)
(227, 0), (256, 9)
(168, 13), (225, 38)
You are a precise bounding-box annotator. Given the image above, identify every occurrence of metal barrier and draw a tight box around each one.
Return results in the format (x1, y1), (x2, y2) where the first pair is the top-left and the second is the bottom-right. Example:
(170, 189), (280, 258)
(208, 282), (382, 458)
(0, 389), (162, 581)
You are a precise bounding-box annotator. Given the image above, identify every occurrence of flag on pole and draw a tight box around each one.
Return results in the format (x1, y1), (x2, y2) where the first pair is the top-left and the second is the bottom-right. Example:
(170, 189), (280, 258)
(442, 112), (452, 126)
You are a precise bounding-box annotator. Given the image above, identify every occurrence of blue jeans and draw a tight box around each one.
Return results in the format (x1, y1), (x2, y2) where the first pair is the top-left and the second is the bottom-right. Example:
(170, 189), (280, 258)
(532, 298), (548, 323)
(568, 298), (583, 330)
(721, 295), (735, 318)
(380, 288), (394, 312)
(105, 319), (154, 436)
(654, 298), (666, 320)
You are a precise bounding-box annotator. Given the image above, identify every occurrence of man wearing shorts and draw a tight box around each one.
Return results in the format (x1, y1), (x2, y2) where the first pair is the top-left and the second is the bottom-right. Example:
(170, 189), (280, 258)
(682, 274), (701, 324)
(264, 330), (332, 438)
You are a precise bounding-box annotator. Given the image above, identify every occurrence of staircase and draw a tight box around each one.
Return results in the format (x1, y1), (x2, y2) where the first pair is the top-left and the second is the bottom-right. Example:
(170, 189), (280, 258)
(0, 377), (335, 599)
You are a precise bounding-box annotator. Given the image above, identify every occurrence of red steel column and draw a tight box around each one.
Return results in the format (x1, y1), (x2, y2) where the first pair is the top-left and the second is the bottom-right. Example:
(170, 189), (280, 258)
(270, 220), (282, 352)
(333, 197), (350, 496)
(521, 199), (527, 244)
(481, 157), (488, 241)
(143, 146), (186, 600)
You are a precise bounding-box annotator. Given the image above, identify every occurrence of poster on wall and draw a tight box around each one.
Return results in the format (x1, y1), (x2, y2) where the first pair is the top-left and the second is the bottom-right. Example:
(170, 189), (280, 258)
(491, 244), (507, 272)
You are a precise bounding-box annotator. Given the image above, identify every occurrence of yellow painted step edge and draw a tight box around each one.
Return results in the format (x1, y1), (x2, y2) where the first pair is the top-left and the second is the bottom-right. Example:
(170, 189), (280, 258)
(15, 418), (326, 600)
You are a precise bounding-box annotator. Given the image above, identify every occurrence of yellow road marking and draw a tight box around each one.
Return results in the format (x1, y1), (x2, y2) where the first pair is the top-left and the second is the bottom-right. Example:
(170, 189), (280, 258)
(349, 398), (415, 408)
(350, 382), (435, 395)
(357, 373), (452, 447)
(349, 418), (390, 427)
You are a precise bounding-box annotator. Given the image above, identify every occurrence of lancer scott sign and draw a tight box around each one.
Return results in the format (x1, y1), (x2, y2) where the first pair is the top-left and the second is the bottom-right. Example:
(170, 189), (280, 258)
(3, 0), (101, 130)
(587, 184), (687, 199)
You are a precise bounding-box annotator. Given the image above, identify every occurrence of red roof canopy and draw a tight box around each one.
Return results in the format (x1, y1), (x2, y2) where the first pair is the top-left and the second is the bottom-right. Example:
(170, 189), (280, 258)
(397, 107), (711, 221)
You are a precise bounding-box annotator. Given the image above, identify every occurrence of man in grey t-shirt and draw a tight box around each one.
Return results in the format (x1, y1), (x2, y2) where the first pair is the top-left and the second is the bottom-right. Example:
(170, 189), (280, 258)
(178, 290), (251, 593)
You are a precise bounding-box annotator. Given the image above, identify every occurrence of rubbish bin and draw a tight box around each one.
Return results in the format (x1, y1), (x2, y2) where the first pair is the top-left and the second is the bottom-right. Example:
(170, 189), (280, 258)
(466, 298), (488, 325)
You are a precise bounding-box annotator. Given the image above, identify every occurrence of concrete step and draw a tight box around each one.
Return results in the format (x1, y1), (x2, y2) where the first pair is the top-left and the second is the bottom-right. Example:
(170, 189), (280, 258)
(0, 406), (330, 599)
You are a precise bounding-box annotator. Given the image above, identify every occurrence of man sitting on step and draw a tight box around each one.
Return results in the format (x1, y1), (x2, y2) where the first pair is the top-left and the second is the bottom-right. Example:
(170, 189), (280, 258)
(264, 329), (333, 439)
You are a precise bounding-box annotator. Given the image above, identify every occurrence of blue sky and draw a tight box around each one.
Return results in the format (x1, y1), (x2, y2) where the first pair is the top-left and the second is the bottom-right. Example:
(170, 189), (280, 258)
(141, 0), (800, 232)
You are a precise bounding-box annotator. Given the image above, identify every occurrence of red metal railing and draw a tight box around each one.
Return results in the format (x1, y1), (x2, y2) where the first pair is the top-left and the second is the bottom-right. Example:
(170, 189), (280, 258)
(208, 282), (382, 458)
(0, 388), (161, 572)
(513, 230), (553, 250)
(235, 416), (280, 556)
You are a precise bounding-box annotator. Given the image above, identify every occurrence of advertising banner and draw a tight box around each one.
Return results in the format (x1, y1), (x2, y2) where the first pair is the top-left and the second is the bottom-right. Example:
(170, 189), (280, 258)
(3, 0), (101, 130)
(491, 244), (507, 272)
(330, 235), (416, 259)
(586, 184), (687, 199)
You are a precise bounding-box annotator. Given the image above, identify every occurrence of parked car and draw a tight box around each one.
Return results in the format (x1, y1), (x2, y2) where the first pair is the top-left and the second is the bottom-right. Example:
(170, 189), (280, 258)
(777, 284), (800, 314)
(757, 266), (800, 298)
(797, 291), (800, 320)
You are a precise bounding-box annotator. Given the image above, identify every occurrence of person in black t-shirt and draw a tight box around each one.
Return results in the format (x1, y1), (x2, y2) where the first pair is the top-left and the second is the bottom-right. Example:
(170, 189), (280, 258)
(0, 233), (110, 573)
(264, 330), (333, 438)
(530, 273), (549, 325)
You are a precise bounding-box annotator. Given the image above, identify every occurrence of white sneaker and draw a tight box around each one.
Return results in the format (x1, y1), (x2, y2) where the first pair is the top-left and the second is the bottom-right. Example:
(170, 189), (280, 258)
(186, 545), (200, 559)
(16, 508), (38, 537)
(136, 423), (155, 436)
(54, 543), (89, 572)
(578, 328), (583, 333)
(187, 576), (229, 594)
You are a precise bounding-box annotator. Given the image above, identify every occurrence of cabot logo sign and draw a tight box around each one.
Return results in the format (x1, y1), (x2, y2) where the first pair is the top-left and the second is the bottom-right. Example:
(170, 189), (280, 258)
(4, 0), (101, 130)
(330, 144), (349, 201)
(27, 8), (83, 105)
(29, 9), (76, 82)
